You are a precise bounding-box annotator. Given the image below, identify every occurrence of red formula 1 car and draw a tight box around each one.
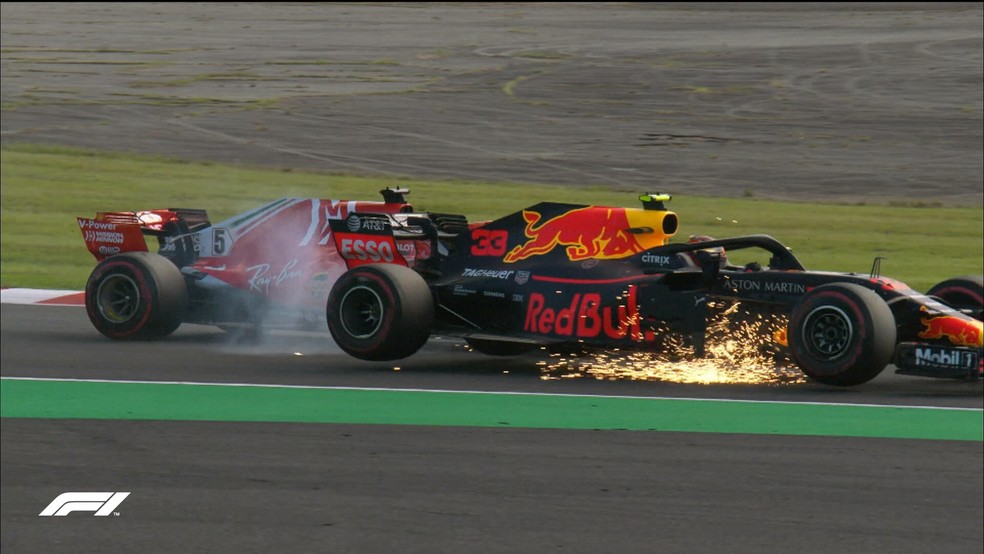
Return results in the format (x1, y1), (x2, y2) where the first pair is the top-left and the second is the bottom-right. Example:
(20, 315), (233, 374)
(79, 189), (983, 386)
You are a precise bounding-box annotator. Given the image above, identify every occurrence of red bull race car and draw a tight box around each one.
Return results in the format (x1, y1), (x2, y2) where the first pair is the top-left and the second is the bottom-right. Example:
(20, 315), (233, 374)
(78, 189), (983, 386)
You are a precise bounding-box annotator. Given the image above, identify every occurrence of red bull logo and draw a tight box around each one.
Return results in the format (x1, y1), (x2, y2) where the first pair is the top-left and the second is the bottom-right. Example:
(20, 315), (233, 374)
(524, 286), (650, 342)
(918, 315), (984, 347)
(504, 207), (646, 263)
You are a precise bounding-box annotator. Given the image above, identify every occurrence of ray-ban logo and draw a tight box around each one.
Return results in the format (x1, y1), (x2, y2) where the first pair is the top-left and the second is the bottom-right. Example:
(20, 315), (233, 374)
(39, 492), (130, 516)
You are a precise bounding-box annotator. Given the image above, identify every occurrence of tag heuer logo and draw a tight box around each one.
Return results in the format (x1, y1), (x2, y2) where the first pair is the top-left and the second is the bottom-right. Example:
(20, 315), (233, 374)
(515, 271), (530, 285)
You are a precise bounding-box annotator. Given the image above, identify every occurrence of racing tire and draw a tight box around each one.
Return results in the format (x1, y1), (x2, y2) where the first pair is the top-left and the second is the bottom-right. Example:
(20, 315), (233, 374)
(466, 338), (538, 356)
(788, 283), (896, 386)
(85, 252), (188, 340)
(327, 264), (434, 361)
(927, 275), (983, 321)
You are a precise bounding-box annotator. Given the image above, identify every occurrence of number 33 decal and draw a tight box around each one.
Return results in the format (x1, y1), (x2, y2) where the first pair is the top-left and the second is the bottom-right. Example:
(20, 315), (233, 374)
(471, 229), (508, 256)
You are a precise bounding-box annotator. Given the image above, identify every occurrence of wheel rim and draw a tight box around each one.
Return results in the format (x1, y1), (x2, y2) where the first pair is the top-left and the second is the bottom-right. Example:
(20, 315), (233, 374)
(96, 273), (141, 323)
(339, 285), (384, 339)
(801, 306), (853, 360)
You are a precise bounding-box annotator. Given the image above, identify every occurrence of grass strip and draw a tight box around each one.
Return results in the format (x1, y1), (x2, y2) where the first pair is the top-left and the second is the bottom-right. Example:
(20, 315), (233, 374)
(2, 143), (981, 291)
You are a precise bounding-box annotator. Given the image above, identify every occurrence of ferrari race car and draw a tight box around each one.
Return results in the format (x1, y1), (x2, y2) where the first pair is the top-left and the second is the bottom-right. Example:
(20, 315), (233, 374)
(78, 189), (983, 386)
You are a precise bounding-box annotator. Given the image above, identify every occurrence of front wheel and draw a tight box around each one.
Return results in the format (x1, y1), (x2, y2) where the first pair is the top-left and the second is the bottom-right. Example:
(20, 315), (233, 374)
(927, 275), (983, 321)
(327, 264), (434, 361)
(788, 283), (896, 386)
(85, 252), (188, 340)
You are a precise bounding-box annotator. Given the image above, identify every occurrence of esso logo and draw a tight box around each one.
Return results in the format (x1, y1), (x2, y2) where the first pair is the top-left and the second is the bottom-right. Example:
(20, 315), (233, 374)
(340, 238), (394, 262)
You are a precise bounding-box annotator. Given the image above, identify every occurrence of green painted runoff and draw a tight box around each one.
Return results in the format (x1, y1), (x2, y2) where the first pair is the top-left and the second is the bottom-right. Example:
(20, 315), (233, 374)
(2, 378), (980, 441)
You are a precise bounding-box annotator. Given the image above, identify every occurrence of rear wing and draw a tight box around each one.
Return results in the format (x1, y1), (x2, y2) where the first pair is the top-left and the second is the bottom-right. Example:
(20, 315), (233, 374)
(78, 208), (210, 261)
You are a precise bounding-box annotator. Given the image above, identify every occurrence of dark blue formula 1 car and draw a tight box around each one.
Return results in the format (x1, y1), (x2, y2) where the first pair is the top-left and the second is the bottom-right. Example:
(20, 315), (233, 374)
(80, 190), (983, 386)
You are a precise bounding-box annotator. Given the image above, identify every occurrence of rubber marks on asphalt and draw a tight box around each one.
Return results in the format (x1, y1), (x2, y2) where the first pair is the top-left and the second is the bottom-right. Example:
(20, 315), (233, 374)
(0, 289), (85, 306)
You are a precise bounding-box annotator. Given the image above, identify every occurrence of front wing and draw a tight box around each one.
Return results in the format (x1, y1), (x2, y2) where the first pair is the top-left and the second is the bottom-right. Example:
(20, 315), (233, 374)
(894, 343), (981, 380)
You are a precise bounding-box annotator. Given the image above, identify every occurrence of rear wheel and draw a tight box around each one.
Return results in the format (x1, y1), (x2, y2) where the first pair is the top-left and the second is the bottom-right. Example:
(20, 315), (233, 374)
(327, 264), (434, 361)
(927, 275), (983, 321)
(85, 252), (187, 340)
(788, 283), (896, 386)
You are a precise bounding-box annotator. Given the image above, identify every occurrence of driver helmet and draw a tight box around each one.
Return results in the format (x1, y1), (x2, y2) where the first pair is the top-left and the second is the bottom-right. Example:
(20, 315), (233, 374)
(685, 235), (727, 268)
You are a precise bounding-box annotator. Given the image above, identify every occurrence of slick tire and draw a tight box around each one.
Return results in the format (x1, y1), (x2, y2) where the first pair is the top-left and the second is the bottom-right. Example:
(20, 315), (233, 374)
(327, 264), (434, 361)
(927, 275), (983, 321)
(788, 283), (896, 386)
(85, 252), (188, 340)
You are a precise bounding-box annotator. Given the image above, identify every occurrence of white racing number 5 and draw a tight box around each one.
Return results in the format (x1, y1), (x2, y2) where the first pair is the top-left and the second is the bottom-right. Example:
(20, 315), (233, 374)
(212, 228), (230, 256)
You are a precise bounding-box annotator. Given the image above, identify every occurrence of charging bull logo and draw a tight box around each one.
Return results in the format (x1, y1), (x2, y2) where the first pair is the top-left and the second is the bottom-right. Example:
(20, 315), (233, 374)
(918, 315), (984, 347)
(504, 207), (645, 263)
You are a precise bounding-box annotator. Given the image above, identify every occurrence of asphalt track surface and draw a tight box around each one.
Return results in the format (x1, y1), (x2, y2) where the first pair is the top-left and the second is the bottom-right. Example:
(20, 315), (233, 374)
(2, 3), (984, 553)
(2, 304), (982, 554)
